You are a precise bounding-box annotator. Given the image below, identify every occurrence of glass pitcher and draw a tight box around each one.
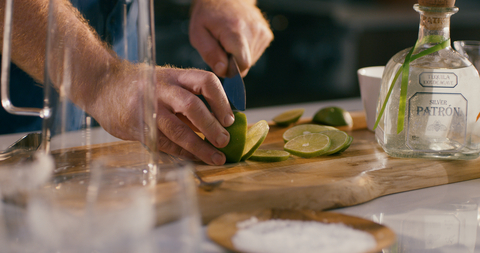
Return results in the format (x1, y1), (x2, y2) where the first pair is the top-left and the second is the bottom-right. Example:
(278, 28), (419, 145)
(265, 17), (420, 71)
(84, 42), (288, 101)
(1, 0), (157, 163)
(2, 1), (202, 252)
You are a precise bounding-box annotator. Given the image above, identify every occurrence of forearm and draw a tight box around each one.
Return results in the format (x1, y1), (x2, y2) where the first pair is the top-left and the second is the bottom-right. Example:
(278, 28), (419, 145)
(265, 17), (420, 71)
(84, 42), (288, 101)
(0, 0), (48, 82)
(47, 0), (124, 111)
(0, 0), (122, 111)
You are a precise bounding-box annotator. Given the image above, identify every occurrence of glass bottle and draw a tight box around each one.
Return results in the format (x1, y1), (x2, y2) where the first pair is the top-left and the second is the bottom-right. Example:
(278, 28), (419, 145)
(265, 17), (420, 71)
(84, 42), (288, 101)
(375, 0), (480, 160)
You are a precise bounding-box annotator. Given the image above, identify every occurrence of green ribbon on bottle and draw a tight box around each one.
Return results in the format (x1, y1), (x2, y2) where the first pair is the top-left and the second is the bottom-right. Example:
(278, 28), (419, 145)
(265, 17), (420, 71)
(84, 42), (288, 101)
(373, 38), (451, 134)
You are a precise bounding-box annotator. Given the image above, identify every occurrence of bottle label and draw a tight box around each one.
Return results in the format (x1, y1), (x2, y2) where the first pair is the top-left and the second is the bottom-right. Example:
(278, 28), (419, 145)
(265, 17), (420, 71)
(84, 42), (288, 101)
(407, 92), (467, 151)
(419, 72), (458, 88)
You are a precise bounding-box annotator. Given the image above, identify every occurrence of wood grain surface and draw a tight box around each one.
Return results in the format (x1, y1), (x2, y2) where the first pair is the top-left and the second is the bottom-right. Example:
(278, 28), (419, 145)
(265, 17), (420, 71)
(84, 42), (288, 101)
(195, 110), (480, 223)
(5, 111), (480, 226)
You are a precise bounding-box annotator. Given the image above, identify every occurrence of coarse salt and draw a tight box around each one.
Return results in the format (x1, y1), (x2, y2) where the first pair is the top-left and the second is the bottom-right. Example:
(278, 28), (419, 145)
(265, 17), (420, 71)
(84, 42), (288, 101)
(232, 218), (376, 253)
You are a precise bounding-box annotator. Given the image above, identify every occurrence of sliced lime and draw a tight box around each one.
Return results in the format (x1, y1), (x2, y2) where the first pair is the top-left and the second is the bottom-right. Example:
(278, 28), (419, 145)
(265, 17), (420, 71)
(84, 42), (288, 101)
(284, 133), (331, 158)
(312, 106), (353, 127)
(248, 149), (290, 162)
(241, 120), (270, 161)
(272, 108), (305, 126)
(214, 111), (247, 163)
(282, 124), (338, 143)
(319, 130), (350, 155)
(337, 136), (353, 154)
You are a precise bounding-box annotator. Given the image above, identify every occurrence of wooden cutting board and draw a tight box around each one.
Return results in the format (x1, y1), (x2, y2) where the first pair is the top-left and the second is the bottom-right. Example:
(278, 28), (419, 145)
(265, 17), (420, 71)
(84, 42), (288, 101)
(8, 111), (480, 225)
(195, 111), (480, 223)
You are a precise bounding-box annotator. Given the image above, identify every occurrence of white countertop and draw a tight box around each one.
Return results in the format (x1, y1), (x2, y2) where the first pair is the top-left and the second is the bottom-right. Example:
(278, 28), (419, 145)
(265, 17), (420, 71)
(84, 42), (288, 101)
(2, 97), (480, 252)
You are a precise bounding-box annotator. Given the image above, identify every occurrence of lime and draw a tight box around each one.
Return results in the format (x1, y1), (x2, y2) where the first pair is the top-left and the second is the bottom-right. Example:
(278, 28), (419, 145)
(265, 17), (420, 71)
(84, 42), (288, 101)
(319, 130), (350, 155)
(312, 106), (353, 127)
(337, 136), (353, 153)
(248, 149), (290, 162)
(282, 124), (337, 143)
(241, 120), (270, 161)
(284, 133), (331, 158)
(272, 108), (304, 126)
(214, 111), (247, 163)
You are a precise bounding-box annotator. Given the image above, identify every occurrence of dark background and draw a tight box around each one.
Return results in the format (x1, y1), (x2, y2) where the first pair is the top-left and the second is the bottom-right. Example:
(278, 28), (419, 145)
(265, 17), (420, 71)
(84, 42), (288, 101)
(153, 0), (480, 108)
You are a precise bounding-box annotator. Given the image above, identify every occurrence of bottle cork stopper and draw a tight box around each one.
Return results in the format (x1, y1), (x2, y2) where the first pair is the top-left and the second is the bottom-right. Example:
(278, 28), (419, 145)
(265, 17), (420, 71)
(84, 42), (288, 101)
(418, 0), (456, 7)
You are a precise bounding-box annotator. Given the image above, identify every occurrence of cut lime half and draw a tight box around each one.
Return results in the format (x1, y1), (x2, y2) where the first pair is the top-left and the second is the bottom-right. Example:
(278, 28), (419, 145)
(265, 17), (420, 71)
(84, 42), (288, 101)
(282, 124), (337, 143)
(284, 133), (331, 158)
(273, 108), (304, 126)
(248, 149), (290, 162)
(313, 106), (353, 127)
(215, 111), (247, 163)
(241, 120), (270, 161)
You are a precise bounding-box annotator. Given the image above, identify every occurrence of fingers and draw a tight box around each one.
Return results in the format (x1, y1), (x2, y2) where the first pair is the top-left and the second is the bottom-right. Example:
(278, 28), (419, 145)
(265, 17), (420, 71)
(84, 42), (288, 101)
(156, 109), (226, 166)
(175, 70), (234, 129)
(189, 26), (229, 77)
(167, 82), (230, 150)
(219, 30), (252, 77)
(226, 18), (273, 77)
(156, 130), (198, 162)
(155, 68), (235, 165)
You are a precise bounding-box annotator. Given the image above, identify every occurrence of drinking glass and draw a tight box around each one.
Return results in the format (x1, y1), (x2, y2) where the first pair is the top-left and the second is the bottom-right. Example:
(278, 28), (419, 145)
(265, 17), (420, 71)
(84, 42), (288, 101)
(2, 1), (160, 247)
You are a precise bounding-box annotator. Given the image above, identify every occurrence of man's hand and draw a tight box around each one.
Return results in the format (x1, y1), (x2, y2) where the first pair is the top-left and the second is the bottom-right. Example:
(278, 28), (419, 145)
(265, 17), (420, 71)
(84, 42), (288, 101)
(189, 0), (273, 77)
(90, 64), (234, 166)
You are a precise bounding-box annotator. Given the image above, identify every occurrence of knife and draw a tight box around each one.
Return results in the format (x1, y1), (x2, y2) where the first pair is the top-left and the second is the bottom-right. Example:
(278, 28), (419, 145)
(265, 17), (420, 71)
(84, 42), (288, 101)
(223, 55), (246, 111)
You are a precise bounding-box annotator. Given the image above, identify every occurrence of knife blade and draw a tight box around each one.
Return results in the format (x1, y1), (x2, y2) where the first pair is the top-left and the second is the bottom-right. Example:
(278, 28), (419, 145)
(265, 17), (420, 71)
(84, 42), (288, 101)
(223, 55), (246, 111)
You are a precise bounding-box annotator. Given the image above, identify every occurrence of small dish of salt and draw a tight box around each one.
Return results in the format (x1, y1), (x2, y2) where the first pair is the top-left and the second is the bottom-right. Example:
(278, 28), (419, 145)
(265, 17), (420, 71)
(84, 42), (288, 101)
(207, 209), (395, 253)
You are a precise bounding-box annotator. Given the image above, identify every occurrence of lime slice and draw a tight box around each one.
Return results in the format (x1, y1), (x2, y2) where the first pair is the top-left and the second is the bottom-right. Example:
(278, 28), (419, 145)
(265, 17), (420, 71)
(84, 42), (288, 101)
(248, 149), (290, 162)
(241, 120), (270, 161)
(215, 111), (247, 163)
(319, 130), (350, 155)
(272, 108), (304, 126)
(312, 106), (353, 127)
(284, 133), (331, 158)
(282, 124), (338, 143)
(337, 136), (353, 153)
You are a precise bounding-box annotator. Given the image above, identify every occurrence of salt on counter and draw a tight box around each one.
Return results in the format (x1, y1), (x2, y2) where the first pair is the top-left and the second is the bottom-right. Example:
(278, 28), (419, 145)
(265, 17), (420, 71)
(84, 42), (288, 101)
(232, 217), (376, 253)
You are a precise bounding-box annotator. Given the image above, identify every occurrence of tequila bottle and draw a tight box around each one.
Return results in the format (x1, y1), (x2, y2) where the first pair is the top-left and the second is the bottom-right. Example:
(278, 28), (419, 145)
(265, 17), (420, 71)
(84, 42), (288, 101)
(375, 0), (480, 159)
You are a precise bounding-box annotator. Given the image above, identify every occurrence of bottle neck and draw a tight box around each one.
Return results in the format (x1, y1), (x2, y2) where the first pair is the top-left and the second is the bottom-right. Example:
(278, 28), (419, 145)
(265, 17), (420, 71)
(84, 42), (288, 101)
(414, 4), (458, 51)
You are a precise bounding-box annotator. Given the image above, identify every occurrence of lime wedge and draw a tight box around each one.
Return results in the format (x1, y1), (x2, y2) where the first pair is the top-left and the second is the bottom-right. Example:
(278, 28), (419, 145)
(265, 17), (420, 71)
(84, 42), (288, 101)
(241, 120), (270, 161)
(282, 124), (337, 143)
(312, 106), (353, 127)
(284, 133), (331, 158)
(337, 136), (353, 154)
(272, 108), (304, 126)
(248, 149), (290, 162)
(319, 130), (350, 155)
(215, 111), (247, 163)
